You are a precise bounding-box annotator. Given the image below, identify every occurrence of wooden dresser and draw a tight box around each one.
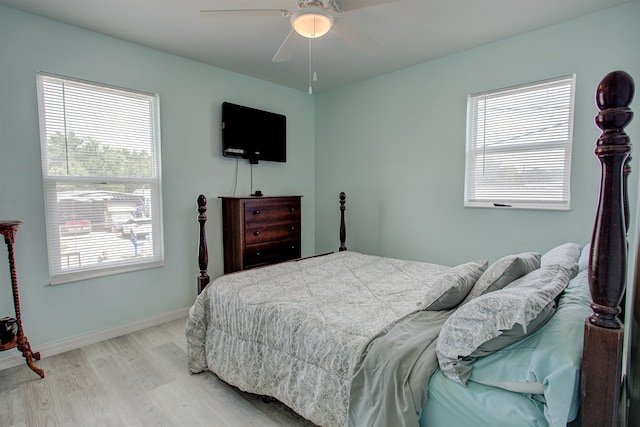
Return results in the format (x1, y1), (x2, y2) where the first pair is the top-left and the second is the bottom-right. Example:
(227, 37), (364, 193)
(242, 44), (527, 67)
(220, 196), (302, 273)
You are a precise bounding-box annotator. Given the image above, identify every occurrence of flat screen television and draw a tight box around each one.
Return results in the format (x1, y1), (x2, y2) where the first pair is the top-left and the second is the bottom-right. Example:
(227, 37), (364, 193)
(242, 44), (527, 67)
(221, 102), (286, 164)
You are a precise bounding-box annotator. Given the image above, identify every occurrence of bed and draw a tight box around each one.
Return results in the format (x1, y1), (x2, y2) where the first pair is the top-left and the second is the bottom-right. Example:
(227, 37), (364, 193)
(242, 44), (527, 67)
(186, 71), (635, 427)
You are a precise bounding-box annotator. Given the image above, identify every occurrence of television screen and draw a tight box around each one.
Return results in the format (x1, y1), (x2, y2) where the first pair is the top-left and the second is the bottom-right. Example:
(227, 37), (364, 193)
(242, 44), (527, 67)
(221, 102), (286, 164)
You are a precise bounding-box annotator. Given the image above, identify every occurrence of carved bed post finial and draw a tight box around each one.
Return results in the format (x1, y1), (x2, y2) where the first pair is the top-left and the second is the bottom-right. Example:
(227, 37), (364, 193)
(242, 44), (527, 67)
(197, 194), (210, 294)
(339, 192), (347, 251)
(589, 70), (634, 329)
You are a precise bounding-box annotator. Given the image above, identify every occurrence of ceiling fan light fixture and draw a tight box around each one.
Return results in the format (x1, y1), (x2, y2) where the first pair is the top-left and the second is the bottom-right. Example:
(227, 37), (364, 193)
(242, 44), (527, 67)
(291, 9), (333, 38)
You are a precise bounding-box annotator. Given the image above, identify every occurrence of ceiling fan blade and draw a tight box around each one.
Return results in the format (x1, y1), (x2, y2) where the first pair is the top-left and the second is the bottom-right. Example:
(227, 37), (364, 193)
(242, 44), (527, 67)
(331, 20), (382, 55)
(199, 9), (291, 18)
(331, 0), (401, 12)
(272, 29), (304, 63)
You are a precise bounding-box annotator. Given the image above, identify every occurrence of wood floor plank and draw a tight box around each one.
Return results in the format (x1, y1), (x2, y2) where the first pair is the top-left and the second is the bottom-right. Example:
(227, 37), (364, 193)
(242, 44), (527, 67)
(21, 367), (73, 426)
(80, 339), (118, 362)
(65, 383), (128, 426)
(0, 317), (314, 427)
(0, 367), (27, 426)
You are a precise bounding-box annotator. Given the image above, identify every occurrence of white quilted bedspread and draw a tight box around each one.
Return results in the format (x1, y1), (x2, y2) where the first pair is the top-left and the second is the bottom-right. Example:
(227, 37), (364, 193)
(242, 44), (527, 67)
(186, 251), (452, 427)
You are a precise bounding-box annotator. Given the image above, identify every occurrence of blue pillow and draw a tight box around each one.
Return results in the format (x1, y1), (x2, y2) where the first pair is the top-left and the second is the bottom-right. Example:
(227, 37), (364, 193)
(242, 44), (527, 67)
(467, 269), (590, 426)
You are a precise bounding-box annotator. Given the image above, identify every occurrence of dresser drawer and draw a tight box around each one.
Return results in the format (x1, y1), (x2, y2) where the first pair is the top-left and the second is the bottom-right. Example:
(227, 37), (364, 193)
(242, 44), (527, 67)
(244, 199), (300, 226)
(244, 238), (301, 268)
(245, 221), (300, 245)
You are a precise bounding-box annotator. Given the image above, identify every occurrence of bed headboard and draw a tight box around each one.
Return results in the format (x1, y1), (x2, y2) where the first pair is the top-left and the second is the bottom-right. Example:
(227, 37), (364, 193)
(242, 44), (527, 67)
(581, 70), (635, 427)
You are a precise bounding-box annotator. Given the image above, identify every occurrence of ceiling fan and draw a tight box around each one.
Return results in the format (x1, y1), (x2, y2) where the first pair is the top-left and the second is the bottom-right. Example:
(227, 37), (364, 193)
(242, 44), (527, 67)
(200, 0), (400, 93)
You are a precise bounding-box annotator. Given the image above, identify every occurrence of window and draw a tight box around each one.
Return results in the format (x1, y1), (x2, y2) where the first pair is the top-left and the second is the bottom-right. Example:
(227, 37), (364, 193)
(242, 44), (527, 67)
(36, 73), (163, 284)
(465, 75), (576, 210)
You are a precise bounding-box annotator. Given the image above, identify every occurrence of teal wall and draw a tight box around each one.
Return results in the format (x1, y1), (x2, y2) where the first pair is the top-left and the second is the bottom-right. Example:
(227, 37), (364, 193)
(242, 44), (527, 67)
(0, 6), (315, 354)
(315, 1), (640, 267)
(1, 1), (639, 364)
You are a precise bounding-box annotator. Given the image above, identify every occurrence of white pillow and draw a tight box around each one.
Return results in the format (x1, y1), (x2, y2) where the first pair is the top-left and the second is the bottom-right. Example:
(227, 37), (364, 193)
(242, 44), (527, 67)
(421, 260), (488, 310)
(541, 242), (581, 269)
(468, 269), (591, 426)
(436, 263), (577, 386)
(462, 252), (541, 304)
(578, 243), (590, 272)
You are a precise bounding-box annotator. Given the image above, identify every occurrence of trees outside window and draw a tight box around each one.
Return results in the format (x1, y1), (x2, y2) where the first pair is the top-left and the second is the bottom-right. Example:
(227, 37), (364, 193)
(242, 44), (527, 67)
(37, 73), (163, 284)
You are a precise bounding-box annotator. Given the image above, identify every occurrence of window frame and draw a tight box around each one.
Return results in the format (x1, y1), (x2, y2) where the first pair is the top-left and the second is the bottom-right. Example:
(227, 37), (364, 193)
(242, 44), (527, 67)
(464, 74), (576, 211)
(36, 72), (164, 285)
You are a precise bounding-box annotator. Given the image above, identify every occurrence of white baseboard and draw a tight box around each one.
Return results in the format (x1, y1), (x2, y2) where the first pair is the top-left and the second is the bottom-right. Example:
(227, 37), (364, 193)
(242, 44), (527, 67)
(0, 307), (190, 372)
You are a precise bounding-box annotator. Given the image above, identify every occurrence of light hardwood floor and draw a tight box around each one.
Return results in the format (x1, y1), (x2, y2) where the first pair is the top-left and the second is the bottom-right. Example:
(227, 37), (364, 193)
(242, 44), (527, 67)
(0, 318), (316, 427)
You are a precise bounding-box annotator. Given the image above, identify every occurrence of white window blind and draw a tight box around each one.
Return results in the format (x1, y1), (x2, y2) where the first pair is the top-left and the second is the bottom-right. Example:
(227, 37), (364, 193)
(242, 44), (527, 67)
(465, 75), (576, 210)
(36, 73), (163, 284)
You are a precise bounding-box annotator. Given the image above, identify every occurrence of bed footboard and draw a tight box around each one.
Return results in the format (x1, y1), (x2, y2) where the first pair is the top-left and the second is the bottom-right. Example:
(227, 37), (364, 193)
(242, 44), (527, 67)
(195, 192), (349, 293)
(197, 194), (209, 294)
(339, 191), (347, 251)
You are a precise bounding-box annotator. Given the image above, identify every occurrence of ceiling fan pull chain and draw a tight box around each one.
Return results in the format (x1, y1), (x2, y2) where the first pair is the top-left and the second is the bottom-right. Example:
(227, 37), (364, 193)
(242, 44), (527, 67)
(308, 37), (313, 94)
(312, 16), (316, 82)
(312, 37), (318, 82)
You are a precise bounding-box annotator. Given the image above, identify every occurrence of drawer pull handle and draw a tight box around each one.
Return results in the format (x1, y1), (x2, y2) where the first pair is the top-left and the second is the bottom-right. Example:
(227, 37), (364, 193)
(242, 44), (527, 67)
(253, 210), (260, 215)
(254, 231), (260, 236)
(256, 252), (261, 256)
(290, 226), (295, 231)
(291, 245), (296, 249)
(289, 207), (295, 212)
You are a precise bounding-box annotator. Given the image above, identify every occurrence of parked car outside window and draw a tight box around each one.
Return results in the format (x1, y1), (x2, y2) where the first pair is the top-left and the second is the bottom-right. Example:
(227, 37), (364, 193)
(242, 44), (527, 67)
(120, 218), (152, 241)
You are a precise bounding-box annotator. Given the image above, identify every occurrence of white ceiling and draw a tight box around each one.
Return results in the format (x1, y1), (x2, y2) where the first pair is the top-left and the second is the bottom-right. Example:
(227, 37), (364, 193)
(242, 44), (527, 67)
(0, 0), (632, 93)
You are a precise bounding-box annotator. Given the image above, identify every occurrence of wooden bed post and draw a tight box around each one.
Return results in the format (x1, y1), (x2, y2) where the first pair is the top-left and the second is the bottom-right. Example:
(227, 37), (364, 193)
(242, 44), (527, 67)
(631, 248), (640, 425)
(581, 71), (634, 427)
(197, 194), (210, 294)
(339, 192), (347, 251)
(620, 155), (632, 322)
(623, 155), (632, 233)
